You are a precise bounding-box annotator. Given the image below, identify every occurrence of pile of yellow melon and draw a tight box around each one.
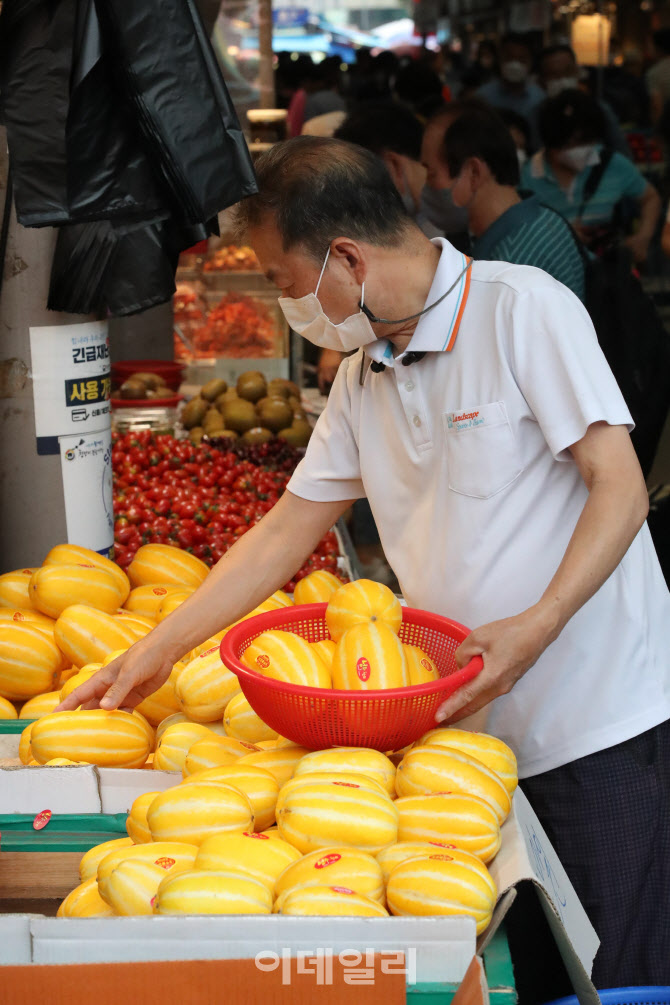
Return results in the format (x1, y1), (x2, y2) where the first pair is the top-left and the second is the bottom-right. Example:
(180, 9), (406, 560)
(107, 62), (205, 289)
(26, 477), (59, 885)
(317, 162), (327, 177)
(244, 574), (439, 691)
(58, 731), (517, 930)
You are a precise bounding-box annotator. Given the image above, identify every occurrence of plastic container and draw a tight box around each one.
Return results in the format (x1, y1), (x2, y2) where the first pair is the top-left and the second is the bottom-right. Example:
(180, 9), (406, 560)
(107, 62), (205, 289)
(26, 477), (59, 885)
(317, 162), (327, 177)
(220, 604), (483, 752)
(544, 990), (670, 1005)
(112, 360), (185, 391)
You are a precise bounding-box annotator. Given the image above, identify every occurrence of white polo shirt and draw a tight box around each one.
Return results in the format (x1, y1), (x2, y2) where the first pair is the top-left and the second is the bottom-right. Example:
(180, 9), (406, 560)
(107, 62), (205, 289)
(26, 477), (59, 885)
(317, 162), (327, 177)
(288, 238), (670, 778)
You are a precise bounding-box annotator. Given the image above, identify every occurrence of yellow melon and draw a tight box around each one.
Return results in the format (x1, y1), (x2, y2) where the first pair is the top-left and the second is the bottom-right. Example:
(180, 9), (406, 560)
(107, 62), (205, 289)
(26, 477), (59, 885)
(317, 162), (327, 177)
(54, 605), (137, 668)
(242, 630), (331, 688)
(311, 639), (336, 668)
(181, 631), (227, 663)
(182, 737), (247, 777)
(326, 579), (402, 642)
(195, 832), (301, 890)
(152, 721), (214, 772)
(404, 645), (440, 685)
(396, 745), (511, 823)
(135, 671), (182, 727)
(58, 878), (114, 918)
(276, 771), (388, 820)
(238, 745), (310, 788)
(376, 840), (461, 883)
(127, 544), (209, 590)
(276, 780), (398, 855)
(124, 584), (196, 621)
(19, 721), (35, 764)
(183, 764), (279, 831)
(43, 544), (130, 605)
(0, 608), (57, 637)
(0, 569), (40, 610)
(293, 570), (342, 605)
(224, 692), (278, 744)
(79, 837), (134, 882)
(156, 589), (196, 623)
(97, 841), (198, 902)
(386, 848), (497, 933)
(155, 869), (272, 915)
(277, 885), (388, 917)
(30, 710), (151, 768)
(105, 858), (184, 915)
(156, 713), (227, 742)
(294, 747), (396, 796)
(0, 695), (18, 718)
(274, 846), (384, 904)
(331, 621), (409, 690)
(59, 666), (101, 702)
(29, 564), (124, 619)
(417, 728), (518, 794)
(18, 691), (61, 719)
(113, 610), (157, 640)
(176, 645), (241, 723)
(127, 791), (162, 843)
(146, 782), (254, 845)
(0, 621), (63, 700)
(395, 793), (501, 863)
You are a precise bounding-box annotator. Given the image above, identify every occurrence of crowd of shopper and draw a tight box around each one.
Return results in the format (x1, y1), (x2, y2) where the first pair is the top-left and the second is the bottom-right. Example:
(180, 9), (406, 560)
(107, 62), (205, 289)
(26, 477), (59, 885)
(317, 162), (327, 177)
(273, 33), (670, 393)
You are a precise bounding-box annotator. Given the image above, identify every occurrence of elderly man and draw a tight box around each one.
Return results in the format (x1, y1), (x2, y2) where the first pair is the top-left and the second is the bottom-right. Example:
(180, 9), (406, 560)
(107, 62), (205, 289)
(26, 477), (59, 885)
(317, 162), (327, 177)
(60, 137), (670, 994)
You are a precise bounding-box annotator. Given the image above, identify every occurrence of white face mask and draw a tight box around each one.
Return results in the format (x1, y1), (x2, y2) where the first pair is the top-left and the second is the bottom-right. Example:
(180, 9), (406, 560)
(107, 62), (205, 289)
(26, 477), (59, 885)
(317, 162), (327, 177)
(517, 148), (528, 167)
(545, 76), (580, 98)
(278, 248), (377, 352)
(555, 143), (602, 172)
(501, 60), (528, 84)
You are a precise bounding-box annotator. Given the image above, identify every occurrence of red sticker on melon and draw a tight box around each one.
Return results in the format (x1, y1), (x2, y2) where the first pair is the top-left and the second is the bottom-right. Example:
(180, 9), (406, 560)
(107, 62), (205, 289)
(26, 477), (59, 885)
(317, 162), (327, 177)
(155, 857), (176, 869)
(256, 654), (270, 669)
(331, 886), (354, 895)
(429, 854), (454, 861)
(12, 612), (25, 622)
(332, 781), (359, 788)
(244, 832), (269, 840)
(356, 657), (371, 682)
(200, 646), (219, 658)
(33, 809), (51, 831)
(152, 587), (168, 596)
(429, 841), (456, 848)
(315, 853), (342, 869)
(420, 658), (433, 672)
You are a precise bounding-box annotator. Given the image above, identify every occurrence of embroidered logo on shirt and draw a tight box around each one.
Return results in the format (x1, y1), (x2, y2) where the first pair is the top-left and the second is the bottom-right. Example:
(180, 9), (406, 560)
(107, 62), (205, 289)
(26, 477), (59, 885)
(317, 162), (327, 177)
(447, 410), (484, 431)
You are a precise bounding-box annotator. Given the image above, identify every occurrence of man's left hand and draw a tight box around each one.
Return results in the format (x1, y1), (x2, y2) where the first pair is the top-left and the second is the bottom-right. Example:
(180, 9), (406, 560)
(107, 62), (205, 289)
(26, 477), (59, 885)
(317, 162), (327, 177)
(435, 605), (556, 724)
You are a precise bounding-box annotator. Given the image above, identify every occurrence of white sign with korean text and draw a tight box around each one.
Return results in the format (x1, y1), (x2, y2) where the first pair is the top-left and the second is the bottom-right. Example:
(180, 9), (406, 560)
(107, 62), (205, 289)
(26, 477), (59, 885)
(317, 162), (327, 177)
(29, 321), (111, 440)
(59, 428), (114, 554)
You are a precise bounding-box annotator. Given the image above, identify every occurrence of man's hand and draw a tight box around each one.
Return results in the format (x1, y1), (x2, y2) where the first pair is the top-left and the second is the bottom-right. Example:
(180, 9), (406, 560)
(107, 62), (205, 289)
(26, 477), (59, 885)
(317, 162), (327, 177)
(435, 605), (556, 724)
(54, 641), (175, 714)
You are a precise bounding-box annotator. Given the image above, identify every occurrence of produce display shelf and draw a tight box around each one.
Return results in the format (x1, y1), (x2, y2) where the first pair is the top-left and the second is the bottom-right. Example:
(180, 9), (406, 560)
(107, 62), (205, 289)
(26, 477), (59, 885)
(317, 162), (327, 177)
(0, 718), (35, 734)
(0, 813), (128, 904)
(408, 927), (516, 1003)
(0, 813), (128, 852)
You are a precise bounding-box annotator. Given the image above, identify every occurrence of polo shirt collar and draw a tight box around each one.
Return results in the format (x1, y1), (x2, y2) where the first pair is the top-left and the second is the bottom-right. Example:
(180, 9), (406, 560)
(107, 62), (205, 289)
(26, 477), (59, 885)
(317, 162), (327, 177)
(362, 238), (472, 364)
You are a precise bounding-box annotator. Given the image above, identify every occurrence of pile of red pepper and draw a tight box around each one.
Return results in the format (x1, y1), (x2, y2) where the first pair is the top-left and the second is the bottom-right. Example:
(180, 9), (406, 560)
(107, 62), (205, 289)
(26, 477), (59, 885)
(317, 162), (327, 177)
(112, 430), (340, 592)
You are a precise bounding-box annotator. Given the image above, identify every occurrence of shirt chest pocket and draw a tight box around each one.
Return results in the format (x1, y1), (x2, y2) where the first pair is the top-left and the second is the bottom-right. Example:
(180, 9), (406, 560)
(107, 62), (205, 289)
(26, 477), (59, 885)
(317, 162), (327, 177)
(443, 401), (522, 499)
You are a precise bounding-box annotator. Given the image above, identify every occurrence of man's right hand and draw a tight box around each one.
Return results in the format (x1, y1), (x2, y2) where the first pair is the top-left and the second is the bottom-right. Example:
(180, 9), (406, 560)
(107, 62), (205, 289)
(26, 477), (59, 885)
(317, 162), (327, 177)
(54, 641), (175, 714)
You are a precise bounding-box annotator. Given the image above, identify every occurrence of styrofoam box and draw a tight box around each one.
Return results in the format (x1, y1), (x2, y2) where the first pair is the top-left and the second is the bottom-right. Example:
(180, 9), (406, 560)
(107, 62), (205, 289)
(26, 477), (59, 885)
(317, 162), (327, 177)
(0, 766), (179, 815)
(27, 914), (476, 982)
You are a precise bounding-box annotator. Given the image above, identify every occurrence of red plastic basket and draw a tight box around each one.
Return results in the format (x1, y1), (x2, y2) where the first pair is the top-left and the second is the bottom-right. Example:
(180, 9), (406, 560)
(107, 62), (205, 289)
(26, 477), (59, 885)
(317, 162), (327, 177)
(220, 604), (483, 752)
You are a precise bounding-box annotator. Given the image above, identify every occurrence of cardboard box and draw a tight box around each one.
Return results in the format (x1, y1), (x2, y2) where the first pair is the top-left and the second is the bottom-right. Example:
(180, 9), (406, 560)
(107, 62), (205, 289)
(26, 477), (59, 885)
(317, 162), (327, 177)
(0, 764), (179, 814)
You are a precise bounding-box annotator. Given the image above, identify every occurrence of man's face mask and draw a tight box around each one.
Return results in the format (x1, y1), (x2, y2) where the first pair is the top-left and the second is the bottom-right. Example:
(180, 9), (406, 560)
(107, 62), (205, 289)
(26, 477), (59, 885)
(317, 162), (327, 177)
(278, 248), (377, 352)
(501, 60), (528, 84)
(545, 76), (580, 98)
(555, 143), (602, 173)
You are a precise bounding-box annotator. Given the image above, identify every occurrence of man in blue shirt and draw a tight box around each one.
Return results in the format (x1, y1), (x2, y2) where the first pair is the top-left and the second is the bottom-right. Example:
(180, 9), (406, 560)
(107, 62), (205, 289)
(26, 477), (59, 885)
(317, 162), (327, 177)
(477, 33), (545, 147)
(436, 104), (585, 300)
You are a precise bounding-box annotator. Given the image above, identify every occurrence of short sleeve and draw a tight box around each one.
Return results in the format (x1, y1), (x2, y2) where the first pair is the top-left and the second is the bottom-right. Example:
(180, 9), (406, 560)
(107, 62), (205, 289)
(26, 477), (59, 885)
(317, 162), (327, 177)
(287, 356), (365, 502)
(610, 152), (648, 199)
(507, 281), (633, 460)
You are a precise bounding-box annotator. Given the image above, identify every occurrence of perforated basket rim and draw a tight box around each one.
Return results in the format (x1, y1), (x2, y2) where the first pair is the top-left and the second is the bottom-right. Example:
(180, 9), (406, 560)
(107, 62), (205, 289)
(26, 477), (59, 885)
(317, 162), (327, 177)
(220, 603), (483, 701)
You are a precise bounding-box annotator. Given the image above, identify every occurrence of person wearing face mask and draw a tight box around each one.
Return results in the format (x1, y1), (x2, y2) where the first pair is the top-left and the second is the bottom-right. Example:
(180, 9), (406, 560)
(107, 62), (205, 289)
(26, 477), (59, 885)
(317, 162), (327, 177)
(420, 105), (471, 249)
(521, 89), (660, 263)
(476, 33), (545, 148)
(58, 135), (670, 997)
(315, 101), (444, 394)
(536, 44), (631, 159)
(441, 105), (585, 300)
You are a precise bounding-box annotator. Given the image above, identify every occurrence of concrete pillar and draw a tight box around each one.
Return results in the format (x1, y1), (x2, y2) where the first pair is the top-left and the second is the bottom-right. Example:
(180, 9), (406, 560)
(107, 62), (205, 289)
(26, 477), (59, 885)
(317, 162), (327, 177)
(0, 134), (99, 571)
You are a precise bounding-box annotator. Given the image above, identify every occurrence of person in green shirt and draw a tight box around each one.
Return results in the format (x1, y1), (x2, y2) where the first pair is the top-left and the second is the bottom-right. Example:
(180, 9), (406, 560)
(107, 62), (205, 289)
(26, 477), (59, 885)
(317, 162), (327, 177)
(437, 103), (585, 300)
